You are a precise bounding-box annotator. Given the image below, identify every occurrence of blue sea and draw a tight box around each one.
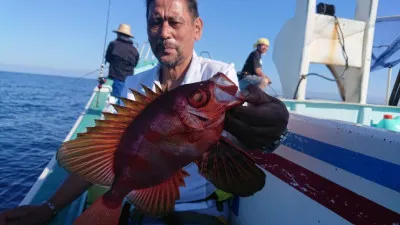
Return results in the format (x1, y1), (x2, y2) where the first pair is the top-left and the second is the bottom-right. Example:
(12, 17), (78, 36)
(0, 71), (96, 211)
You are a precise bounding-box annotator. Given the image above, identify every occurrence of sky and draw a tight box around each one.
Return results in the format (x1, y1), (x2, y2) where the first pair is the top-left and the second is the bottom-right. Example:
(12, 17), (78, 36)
(0, 0), (399, 101)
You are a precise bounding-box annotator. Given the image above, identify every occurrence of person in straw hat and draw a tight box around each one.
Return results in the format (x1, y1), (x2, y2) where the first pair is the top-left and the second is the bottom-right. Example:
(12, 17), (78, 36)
(238, 37), (272, 90)
(105, 23), (140, 105)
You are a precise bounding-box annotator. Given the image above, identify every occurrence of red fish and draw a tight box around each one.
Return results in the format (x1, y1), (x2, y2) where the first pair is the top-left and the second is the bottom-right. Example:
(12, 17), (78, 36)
(56, 72), (266, 225)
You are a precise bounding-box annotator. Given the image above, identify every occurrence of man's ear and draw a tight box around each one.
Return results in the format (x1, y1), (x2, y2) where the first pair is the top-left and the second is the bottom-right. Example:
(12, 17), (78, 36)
(194, 17), (203, 41)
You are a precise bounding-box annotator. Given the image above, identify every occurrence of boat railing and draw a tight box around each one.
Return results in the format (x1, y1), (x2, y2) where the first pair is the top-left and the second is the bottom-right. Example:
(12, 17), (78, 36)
(138, 41), (156, 63)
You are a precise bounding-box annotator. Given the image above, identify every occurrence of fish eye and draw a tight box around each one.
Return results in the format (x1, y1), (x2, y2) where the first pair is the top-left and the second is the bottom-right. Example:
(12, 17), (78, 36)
(188, 89), (209, 108)
(193, 92), (203, 102)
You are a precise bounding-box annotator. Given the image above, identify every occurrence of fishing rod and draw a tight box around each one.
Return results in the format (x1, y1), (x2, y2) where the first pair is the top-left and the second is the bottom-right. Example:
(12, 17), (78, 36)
(96, 0), (112, 108)
(69, 65), (110, 84)
(268, 85), (279, 97)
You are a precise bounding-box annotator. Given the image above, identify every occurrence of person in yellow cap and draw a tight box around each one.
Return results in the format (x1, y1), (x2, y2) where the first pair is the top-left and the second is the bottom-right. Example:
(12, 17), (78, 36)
(238, 37), (272, 90)
(105, 23), (140, 105)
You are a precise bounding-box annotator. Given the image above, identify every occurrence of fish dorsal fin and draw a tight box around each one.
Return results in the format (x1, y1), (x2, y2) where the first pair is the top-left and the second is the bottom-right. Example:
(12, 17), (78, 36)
(141, 84), (159, 100)
(56, 83), (163, 187)
(102, 112), (135, 123)
(119, 97), (146, 111)
(129, 88), (153, 105)
(153, 82), (164, 95)
(110, 104), (141, 117)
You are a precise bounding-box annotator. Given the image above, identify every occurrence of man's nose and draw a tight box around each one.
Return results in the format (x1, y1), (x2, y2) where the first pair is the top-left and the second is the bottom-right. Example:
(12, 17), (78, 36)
(160, 22), (171, 39)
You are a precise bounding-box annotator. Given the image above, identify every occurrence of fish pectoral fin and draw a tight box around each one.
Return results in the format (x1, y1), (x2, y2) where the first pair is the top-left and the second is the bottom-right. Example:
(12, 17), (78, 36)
(125, 169), (189, 217)
(56, 136), (119, 187)
(196, 136), (266, 197)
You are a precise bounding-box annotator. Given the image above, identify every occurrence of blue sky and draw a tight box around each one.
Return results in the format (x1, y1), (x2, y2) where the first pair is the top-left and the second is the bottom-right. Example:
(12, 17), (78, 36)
(0, 0), (399, 101)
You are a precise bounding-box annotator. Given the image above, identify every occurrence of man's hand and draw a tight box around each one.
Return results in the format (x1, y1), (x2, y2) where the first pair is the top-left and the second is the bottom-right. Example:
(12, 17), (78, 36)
(264, 76), (272, 85)
(0, 204), (53, 225)
(224, 84), (289, 151)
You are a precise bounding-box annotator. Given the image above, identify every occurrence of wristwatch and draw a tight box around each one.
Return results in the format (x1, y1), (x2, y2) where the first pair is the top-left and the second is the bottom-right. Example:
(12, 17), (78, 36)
(260, 127), (288, 153)
(43, 200), (57, 217)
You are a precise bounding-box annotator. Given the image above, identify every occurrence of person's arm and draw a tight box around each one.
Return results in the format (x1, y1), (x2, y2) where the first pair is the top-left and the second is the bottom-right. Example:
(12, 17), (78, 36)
(254, 68), (270, 82)
(254, 67), (271, 87)
(252, 52), (271, 84)
(0, 174), (93, 225)
(133, 48), (139, 69)
(47, 174), (93, 212)
(105, 42), (114, 65)
(126, 47), (140, 77)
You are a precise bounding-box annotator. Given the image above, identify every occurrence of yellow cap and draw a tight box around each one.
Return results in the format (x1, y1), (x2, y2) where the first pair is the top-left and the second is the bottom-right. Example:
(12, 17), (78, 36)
(253, 38), (270, 48)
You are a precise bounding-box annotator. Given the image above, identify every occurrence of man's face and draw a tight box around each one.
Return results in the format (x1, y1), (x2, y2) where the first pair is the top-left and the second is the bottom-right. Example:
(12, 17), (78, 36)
(147, 0), (203, 68)
(259, 44), (269, 55)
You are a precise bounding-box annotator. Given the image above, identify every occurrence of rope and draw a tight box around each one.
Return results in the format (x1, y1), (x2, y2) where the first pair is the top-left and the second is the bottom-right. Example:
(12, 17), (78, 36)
(268, 85), (279, 97)
(69, 65), (110, 84)
(292, 15), (349, 100)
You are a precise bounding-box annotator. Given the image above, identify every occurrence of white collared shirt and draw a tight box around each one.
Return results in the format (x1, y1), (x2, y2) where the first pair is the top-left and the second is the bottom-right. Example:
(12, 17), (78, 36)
(125, 51), (238, 98)
(123, 51), (240, 204)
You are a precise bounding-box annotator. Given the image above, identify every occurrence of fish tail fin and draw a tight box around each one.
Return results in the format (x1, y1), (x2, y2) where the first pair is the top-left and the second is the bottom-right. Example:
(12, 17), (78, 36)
(126, 169), (189, 217)
(73, 190), (125, 225)
(196, 136), (266, 197)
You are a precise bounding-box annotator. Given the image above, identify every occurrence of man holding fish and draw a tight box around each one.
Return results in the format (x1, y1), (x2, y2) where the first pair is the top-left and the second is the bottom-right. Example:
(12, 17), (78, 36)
(0, 0), (289, 225)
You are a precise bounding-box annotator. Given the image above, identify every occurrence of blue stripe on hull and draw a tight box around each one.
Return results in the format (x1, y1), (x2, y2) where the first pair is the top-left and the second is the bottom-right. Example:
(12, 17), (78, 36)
(283, 132), (400, 193)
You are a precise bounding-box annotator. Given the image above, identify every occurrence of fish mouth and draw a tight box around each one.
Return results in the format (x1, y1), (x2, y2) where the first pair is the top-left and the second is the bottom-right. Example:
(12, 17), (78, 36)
(188, 108), (225, 128)
(188, 110), (209, 121)
(187, 73), (244, 122)
(212, 73), (244, 110)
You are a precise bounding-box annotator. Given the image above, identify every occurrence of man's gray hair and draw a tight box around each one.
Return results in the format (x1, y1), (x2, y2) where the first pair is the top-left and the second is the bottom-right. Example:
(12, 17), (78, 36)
(145, 0), (199, 21)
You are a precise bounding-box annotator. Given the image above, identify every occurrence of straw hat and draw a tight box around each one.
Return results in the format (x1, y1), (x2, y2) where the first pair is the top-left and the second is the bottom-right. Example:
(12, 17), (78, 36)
(253, 38), (270, 48)
(113, 23), (134, 38)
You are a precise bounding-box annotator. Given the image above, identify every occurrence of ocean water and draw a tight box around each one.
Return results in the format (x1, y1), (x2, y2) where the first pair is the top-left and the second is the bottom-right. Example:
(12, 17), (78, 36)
(0, 71), (96, 211)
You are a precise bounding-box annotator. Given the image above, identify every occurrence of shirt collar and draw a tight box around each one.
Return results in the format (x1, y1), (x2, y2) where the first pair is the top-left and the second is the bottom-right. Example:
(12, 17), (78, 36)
(151, 50), (201, 90)
(181, 50), (201, 85)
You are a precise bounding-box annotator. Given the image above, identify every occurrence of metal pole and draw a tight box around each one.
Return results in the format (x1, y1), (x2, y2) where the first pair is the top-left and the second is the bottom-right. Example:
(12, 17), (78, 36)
(139, 42), (148, 58)
(97, 0), (112, 108)
(145, 46), (151, 61)
(386, 66), (392, 105)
